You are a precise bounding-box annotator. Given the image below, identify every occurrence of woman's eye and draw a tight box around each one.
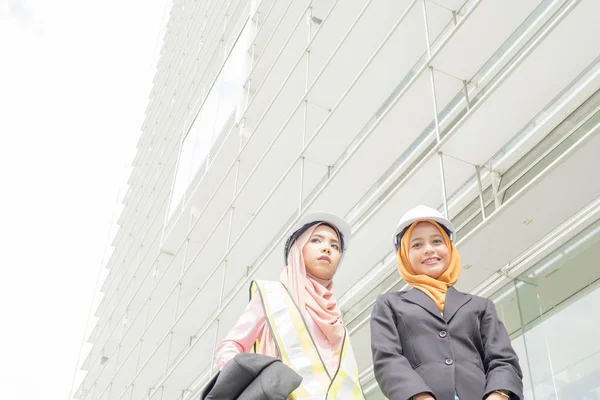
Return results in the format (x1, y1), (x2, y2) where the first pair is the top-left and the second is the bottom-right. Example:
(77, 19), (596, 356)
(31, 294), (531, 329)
(332, 244), (339, 250)
(412, 243), (421, 248)
(311, 238), (320, 243)
(434, 239), (442, 244)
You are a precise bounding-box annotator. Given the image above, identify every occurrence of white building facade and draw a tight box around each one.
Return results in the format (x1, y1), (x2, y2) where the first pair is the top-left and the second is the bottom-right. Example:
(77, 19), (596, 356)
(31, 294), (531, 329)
(76, 0), (600, 399)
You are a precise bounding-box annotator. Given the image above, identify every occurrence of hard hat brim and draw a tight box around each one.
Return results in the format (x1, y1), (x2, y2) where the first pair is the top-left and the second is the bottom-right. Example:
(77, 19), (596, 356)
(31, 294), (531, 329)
(285, 212), (351, 262)
(291, 212), (351, 247)
(393, 215), (456, 248)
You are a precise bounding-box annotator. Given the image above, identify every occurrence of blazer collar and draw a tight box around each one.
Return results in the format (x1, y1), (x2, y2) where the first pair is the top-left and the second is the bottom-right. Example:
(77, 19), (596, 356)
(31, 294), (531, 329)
(444, 286), (472, 322)
(402, 286), (471, 323)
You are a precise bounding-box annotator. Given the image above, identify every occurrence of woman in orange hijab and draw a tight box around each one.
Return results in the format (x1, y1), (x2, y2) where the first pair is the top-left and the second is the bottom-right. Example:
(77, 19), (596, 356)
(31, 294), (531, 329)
(370, 205), (523, 400)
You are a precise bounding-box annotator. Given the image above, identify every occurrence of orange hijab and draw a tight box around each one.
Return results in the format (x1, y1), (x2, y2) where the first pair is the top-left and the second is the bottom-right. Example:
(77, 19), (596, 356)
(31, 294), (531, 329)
(396, 220), (461, 311)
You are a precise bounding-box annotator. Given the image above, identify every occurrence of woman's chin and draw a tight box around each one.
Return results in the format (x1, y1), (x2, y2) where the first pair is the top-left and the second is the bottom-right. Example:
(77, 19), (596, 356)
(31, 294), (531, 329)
(421, 265), (447, 279)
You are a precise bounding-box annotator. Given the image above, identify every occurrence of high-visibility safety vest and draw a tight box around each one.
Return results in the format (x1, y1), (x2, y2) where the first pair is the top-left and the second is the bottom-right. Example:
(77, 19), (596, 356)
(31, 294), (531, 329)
(251, 280), (365, 399)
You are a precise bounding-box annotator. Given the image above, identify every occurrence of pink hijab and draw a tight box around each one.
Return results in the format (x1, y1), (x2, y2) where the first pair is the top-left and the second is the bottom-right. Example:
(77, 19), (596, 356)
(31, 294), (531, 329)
(256, 223), (345, 359)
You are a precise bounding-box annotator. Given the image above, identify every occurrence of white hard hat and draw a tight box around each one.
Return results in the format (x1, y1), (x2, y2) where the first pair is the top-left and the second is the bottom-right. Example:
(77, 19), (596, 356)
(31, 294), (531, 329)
(393, 205), (455, 249)
(284, 212), (351, 262)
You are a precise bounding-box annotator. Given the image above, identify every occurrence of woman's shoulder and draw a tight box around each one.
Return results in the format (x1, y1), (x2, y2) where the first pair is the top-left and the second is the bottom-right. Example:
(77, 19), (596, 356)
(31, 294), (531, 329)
(375, 290), (410, 306)
(251, 279), (283, 288)
(452, 288), (492, 310)
(459, 289), (490, 303)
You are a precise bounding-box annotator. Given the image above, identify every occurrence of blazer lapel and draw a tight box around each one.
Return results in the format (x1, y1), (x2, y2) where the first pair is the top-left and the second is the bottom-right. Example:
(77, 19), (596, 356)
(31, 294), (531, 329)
(443, 286), (472, 323)
(402, 288), (444, 321)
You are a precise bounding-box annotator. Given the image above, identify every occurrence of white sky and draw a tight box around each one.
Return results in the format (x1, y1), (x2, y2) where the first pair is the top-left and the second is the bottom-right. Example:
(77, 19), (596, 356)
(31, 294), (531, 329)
(0, 0), (172, 398)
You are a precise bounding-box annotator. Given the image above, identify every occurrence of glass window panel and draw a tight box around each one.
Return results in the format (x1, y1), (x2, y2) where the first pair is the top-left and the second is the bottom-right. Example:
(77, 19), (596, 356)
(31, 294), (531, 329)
(168, 134), (195, 218)
(191, 73), (221, 174)
(492, 280), (535, 398)
(213, 29), (247, 142)
(491, 218), (600, 399)
(167, 19), (252, 218)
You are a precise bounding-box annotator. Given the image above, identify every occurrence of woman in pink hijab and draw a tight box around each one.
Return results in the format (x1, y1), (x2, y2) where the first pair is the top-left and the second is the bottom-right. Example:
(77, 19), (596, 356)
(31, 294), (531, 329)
(215, 212), (365, 399)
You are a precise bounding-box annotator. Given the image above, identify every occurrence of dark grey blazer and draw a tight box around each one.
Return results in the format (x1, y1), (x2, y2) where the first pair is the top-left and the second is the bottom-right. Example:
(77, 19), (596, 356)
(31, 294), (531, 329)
(370, 287), (523, 400)
(202, 353), (302, 400)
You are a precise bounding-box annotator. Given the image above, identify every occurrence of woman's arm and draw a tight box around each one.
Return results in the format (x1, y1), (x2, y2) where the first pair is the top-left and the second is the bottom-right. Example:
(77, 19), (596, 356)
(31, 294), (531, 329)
(215, 295), (266, 370)
(481, 299), (524, 399)
(370, 295), (434, 400)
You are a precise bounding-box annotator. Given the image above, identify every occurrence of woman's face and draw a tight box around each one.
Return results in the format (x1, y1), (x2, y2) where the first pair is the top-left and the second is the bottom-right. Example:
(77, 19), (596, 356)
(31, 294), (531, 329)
(302, 224), (342, 280)
(408, 221), (450, 279)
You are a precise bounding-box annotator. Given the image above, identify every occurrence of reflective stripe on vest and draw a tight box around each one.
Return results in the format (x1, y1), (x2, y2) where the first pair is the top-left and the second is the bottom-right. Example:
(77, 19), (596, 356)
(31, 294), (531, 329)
(251, 280), (365, 399)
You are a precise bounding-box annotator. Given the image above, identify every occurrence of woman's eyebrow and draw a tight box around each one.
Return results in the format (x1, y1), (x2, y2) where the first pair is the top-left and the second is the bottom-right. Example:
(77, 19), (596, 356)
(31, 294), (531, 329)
(312, 233), (340, 244)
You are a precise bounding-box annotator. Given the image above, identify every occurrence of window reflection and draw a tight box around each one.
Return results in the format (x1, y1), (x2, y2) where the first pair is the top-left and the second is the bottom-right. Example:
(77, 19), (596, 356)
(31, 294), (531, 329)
(168, 20), (252, 218)
(491, 218), (600, 399)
